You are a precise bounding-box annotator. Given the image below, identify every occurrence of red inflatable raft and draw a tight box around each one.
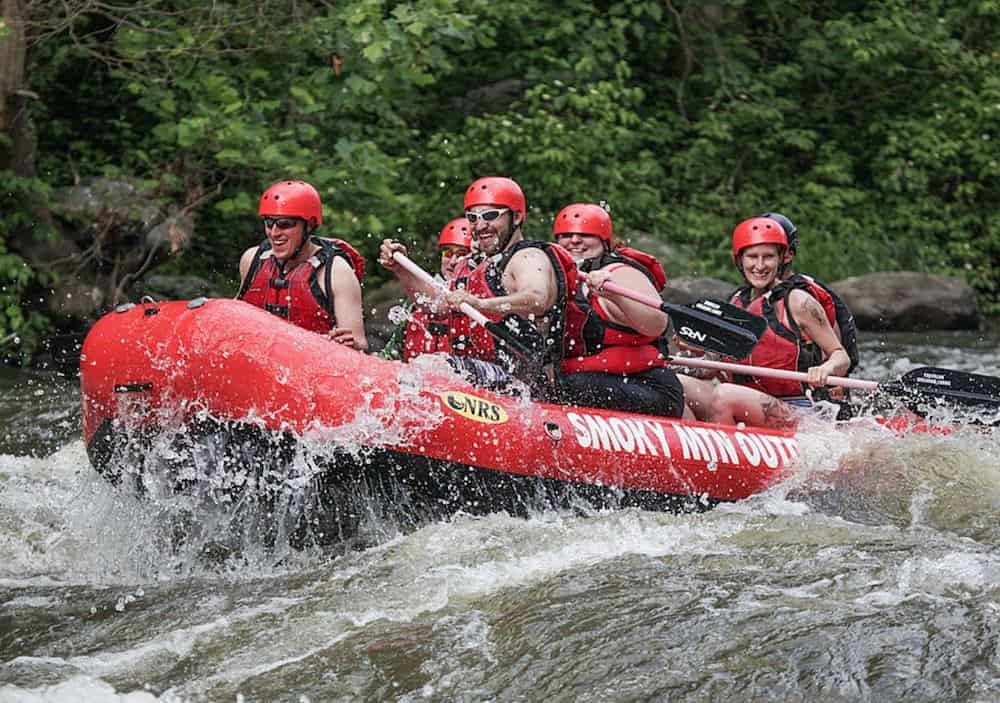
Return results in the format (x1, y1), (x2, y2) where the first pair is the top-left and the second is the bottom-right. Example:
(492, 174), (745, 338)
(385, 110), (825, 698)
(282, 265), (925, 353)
(81, 299), (803, 520)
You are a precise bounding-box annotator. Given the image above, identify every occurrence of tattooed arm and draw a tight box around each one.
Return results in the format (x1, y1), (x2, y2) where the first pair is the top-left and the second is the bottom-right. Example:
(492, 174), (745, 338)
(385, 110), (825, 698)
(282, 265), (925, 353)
(788, 289), (851, 387)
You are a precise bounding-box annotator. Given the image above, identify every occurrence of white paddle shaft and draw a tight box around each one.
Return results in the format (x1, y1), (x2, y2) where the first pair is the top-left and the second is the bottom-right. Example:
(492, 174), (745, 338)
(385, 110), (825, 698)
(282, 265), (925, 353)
(392, 252), (489, 326)
(668, 356), (879, 391)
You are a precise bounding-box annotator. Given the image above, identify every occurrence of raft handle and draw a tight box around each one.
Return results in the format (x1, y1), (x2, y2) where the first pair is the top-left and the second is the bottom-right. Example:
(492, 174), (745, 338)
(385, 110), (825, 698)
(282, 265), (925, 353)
(543, 421), (562, 441)
(140, 295), (160, 316)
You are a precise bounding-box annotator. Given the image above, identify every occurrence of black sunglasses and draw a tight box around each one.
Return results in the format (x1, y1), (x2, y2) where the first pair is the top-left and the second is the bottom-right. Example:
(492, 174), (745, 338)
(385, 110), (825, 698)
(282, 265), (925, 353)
(262, 217), (302, 230)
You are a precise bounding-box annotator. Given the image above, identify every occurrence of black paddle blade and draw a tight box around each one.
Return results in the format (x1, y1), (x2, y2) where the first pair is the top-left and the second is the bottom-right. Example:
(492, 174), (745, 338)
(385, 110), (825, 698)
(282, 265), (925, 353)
(886, 366), (1000, 411)
(689, 299), (769, 339)
(663, 299), (766, 358)
(484, 314), (542, 362)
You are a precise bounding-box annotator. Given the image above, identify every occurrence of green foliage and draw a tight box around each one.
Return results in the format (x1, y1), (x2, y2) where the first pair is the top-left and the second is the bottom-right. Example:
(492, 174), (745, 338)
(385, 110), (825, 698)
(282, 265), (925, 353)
(14, 0), (1000, 335)
(0, 174), (52, 363)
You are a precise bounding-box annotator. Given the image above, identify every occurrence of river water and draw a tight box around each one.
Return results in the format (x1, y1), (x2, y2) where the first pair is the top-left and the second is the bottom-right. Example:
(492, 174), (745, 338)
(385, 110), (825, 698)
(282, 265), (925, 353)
(1, 326), (998, 702)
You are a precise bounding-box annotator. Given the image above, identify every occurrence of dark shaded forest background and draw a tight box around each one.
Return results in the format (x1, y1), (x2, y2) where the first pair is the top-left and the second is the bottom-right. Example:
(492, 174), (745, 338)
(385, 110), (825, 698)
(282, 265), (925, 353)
(1, 0), (998, 362)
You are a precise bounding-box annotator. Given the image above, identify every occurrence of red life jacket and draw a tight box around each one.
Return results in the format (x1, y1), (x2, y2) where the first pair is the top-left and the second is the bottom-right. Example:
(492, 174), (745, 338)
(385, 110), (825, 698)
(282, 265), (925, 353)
(562, 248), (670, 375)
(238, 237), (365, 334)
(401, 273), (470, 361)
(729, 273), (857, 397)
(453, 241), (579, 366)
(734, 273), (859, 368)
(402, 309), (455, 360)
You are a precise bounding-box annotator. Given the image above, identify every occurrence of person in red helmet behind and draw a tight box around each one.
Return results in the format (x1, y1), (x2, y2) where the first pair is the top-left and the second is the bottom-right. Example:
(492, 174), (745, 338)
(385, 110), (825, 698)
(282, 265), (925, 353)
(380, 177), (579, 393)
(726, 216), (850, 405)
(555, 204), (792, 427)
(436, 217), (475, 281)
(753, 210), (860, 378)
(237, 180), (368, 351)
(400, 218), (473, 361)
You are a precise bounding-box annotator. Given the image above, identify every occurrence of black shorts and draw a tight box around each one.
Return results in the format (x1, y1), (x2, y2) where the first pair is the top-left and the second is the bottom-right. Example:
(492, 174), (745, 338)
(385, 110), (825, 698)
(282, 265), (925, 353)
(556, 366), (686, 418)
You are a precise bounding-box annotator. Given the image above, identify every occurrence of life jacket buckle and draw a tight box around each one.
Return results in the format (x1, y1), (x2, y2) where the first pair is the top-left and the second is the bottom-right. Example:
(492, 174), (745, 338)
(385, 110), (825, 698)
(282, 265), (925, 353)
(265, 303), (290, 318)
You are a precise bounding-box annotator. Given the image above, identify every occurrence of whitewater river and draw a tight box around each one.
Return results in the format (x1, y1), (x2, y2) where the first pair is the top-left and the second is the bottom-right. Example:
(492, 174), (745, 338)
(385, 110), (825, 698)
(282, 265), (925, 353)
(1, 327), (998, 702)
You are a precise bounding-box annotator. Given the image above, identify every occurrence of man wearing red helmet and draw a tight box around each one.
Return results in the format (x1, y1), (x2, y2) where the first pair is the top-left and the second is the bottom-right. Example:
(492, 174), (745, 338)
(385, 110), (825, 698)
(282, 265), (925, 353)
(726, 217), (850, 403)
(554, 204), (791, 427)
(237, 180), (368, 350)
(400, 218), (474, 361)
(380, 176), (578, 391)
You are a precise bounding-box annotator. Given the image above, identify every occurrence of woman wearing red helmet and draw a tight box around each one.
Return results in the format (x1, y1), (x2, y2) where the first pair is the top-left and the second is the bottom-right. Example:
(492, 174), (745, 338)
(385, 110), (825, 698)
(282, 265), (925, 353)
(554, 204), (790, 427)
(751, 211), (860, 379)
(726, 217), (851, 404)
(553, 203), (683, 416)
(237, 180), (368, 351)
(400, 218), (473, 362)
(436, 217), (474, 281)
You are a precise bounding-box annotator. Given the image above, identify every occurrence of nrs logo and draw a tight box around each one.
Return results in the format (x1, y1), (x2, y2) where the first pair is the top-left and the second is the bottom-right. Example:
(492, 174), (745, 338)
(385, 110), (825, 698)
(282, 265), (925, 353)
(439, 391), (509, 424)
(678, 326), (707, 343)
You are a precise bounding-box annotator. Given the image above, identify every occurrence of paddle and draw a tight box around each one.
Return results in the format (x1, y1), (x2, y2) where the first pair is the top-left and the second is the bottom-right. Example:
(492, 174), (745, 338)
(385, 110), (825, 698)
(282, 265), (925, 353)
(391, 252), (536, 360)
(599, 281), (766, 358)
(879, 366), (1000, 413)
(667, 356), (1000, 414)
(596, 281), (1000, 415)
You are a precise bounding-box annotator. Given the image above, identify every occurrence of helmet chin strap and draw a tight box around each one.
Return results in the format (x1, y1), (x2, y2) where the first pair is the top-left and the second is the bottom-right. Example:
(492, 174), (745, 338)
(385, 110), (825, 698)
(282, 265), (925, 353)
(777, 249), (793, 278)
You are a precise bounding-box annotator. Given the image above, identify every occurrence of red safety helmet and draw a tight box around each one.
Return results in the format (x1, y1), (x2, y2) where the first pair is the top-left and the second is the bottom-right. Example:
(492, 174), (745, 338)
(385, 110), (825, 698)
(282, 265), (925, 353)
(463, 177), (526, 223)
(259, 181), (323, 228)
(732, 217), (788, 263)
(438, 218), (472, 250)
(551, 203), (613, 245)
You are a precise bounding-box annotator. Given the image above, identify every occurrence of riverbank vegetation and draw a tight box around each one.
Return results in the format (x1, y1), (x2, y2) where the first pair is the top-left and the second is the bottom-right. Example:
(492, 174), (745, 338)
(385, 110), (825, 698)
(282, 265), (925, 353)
(1, 0), (998, 361)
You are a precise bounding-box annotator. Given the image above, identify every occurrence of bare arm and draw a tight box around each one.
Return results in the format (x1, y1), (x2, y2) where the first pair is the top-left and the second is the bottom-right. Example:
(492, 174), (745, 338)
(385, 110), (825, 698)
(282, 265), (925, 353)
(453, 247), (557, 317)
(327, 256), (369, 352)
(377, 239), (444, 311)
(584, 265), (669, 338)
(788, 289), (851, 385)
(237, 246), (258, 295)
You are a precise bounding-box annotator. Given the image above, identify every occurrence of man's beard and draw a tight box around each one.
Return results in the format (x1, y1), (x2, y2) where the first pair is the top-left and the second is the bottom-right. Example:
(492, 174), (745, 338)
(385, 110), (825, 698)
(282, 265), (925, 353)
(481, 222), (514, 255)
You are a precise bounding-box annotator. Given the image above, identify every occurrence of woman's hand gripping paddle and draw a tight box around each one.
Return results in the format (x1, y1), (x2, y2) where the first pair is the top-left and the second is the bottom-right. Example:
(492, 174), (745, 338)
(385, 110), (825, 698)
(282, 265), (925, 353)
(598, 281), (1000, 419)
(667, 347), (1000, 420)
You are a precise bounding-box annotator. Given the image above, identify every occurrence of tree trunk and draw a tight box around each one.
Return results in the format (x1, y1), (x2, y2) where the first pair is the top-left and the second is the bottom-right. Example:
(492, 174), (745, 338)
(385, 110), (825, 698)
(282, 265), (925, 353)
(3, 0), (71, 324)
(0, 0), (33, 176)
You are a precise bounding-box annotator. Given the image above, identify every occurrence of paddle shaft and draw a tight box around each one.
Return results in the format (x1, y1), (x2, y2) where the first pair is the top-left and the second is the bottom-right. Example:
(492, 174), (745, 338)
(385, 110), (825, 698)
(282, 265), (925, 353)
(595, 280), (878, 391)
(392, 252), (489, 326)
(668, 356), (879, 391)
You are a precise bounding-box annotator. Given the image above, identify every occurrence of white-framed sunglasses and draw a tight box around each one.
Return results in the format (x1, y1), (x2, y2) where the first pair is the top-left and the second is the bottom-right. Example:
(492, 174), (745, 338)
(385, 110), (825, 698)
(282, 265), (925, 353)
(464, 208), (509, 224)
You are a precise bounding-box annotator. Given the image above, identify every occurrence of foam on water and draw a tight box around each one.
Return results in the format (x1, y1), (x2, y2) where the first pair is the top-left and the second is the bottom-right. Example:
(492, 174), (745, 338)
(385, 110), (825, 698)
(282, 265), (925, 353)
(0, 676), (175, 703)
(1, 328), (998, 700)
